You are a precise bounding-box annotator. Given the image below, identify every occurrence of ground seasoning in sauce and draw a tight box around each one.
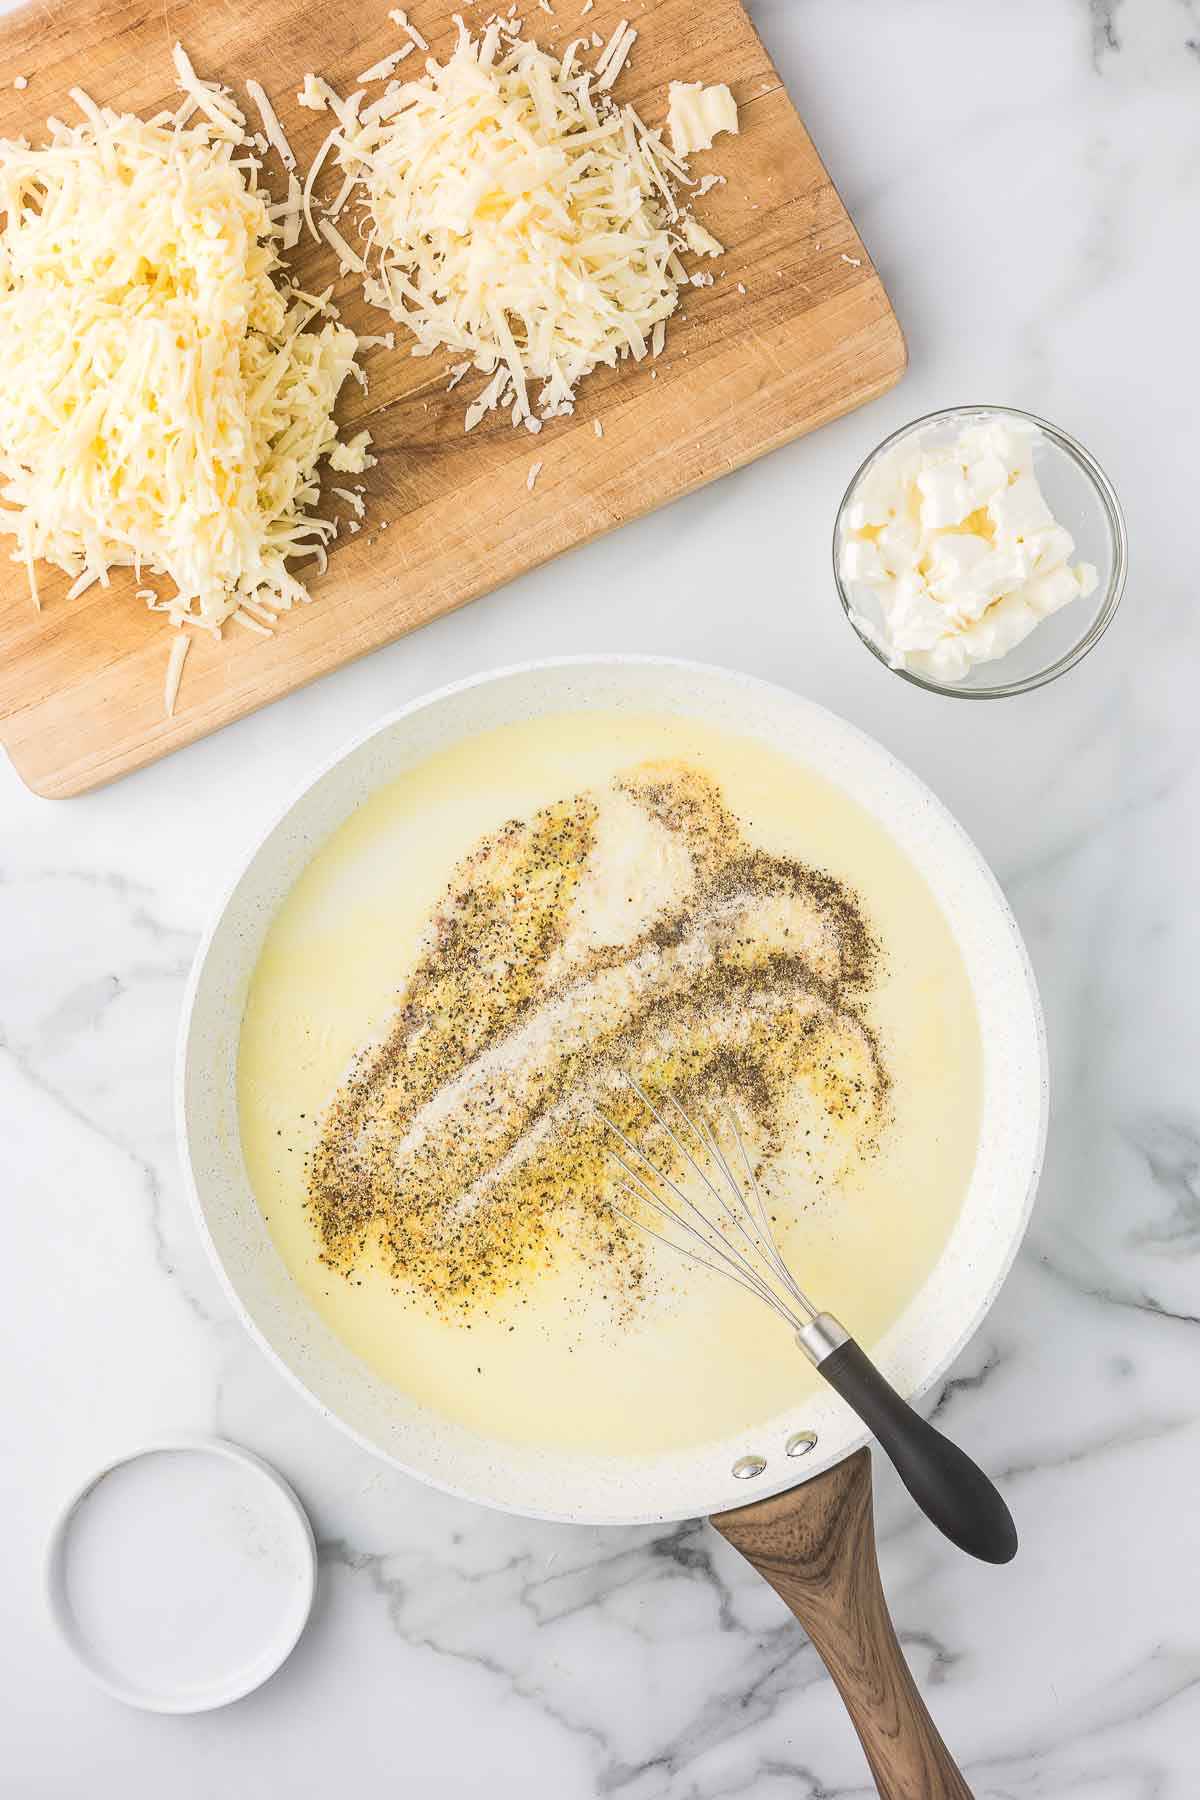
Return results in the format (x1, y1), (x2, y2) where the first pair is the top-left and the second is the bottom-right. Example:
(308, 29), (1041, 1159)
(305, 760), (887, 1317)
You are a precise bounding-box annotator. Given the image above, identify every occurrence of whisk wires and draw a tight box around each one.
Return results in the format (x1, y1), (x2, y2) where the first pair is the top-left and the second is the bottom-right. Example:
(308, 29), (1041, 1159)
(596, 1075), (819, 1334)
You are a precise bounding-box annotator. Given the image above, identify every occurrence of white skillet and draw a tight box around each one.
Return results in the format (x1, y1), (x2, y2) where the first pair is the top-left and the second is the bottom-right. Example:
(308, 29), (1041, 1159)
(178, 656), (1046, 1795)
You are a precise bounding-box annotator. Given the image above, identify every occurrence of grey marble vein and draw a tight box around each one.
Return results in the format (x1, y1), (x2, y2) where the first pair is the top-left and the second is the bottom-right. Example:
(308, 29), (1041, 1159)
(1030, 1235), (1200, 1329)
(1120, 1116), (1200, 1257)
(0, 1019), (218, 1326)
(1088, 0), (1124, 65)
(926, 1343), (1012, 1424)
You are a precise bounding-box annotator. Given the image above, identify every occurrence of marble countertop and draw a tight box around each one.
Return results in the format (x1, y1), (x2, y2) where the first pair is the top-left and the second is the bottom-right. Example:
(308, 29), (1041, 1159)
(4, 1), (1199, 1793)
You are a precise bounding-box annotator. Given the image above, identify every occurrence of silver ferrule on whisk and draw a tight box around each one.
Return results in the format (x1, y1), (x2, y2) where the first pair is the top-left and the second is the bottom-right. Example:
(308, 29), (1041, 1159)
(795, 1312), (851, 1367)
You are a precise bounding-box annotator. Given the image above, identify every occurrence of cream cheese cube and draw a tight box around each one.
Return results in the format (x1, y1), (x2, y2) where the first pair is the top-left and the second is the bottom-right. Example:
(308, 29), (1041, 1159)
(840, 537), (888, 585)
(966, 590), (1041, 660)
(877, 515), (921, 577)
(1024, 523), (1076, 573)
(915, 463), (976, 530)
(1023, 565), (1081, 618)
(927, 535), (1032, 619)
(879, 573), (950, 653)
(988, 471), (1055, 540)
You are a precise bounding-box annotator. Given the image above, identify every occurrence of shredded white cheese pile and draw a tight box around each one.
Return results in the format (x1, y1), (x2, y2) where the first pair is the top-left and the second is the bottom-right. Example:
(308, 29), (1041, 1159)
(308, 16), (726, 431)
(0, 49), (365, 653)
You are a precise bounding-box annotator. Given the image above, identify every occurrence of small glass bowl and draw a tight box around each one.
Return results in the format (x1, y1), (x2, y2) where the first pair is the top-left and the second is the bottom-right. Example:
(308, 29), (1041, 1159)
(833, 405), (1128, 698)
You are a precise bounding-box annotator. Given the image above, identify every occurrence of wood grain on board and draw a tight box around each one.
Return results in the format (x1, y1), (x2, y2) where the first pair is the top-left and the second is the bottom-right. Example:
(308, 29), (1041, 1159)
(0, 0), (905, 797)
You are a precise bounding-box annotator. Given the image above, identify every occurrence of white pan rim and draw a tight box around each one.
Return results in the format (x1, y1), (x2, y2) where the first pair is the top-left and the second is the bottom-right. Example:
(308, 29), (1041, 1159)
(177, 654), (1047, 1526)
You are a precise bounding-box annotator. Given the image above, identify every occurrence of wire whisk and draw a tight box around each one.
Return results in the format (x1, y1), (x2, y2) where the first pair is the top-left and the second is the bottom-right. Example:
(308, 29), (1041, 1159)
(599, 1076), (823, 1338)
(596, 1074), (1019, 1566)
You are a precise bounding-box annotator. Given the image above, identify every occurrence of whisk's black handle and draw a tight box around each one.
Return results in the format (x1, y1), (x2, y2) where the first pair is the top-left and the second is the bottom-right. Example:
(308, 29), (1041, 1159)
(817, 1337), (1017, 1565)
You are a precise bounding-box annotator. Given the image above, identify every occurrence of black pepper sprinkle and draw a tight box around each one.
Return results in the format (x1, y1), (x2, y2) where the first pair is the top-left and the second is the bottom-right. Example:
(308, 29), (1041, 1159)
(304, 760), (889, 1327)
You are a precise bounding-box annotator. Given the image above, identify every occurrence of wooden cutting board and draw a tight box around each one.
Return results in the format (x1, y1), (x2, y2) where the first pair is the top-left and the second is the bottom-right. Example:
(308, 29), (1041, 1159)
(0, 0), (905, 798)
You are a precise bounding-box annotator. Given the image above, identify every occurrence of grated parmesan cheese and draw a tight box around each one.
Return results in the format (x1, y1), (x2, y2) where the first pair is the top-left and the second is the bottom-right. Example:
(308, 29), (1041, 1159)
(667, 81), (738, 157)
(0, 45), (365, 675)
(594, 25), (636, 90)
(307, 16), (729, 431)
(388, 9), (428, 50)
(232, 608), (273, 635)
(298, 72), (329, 110)
(357, 45), (414, 83)
(331, 485), (366, 516)
(681, 216), (724, 258)
(246, 77), (296, 170)
(319, 216), (367, 273)
(593, 17), (628, 76)
(328, 430), (377, 472)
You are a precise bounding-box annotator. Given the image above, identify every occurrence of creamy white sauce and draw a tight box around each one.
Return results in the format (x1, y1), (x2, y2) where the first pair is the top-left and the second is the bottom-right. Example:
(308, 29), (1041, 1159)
(238, 711), (982, 1457)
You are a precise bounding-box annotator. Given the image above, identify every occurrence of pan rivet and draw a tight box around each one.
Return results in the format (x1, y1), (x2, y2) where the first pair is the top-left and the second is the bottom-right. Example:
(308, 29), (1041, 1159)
(732, 1455), (767, 1480)
(786, 1431), (818, 1458)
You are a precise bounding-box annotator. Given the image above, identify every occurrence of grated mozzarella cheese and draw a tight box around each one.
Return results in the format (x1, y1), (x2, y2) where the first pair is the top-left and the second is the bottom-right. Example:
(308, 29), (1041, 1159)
(0, 47), (366, 679)
(280, 170), (303, 249)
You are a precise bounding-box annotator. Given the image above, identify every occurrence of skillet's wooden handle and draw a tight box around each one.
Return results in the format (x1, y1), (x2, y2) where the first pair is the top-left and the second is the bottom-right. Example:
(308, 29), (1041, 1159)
(711, 1450), (973, 1800)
